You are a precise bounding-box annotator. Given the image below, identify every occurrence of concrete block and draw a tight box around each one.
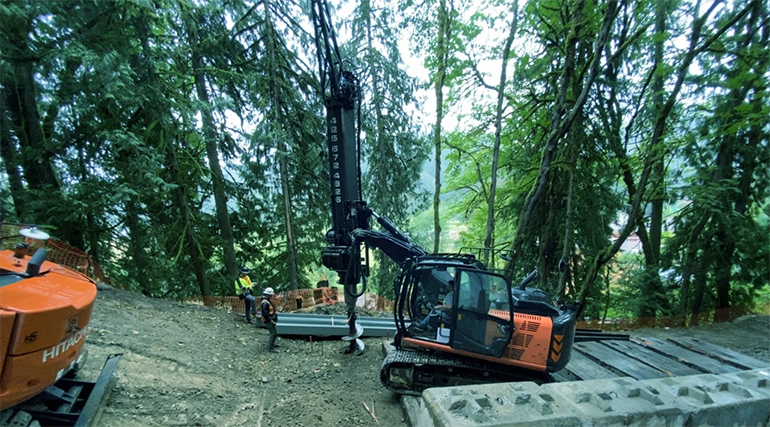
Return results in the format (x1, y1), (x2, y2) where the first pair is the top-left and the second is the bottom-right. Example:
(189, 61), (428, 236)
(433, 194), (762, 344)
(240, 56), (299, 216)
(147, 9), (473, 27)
(724, 368), (770, 397)
(542, 377), (686, 427)
(401, 395), (436, 427)
(648, 369), (770, 427)
(405, 368), (770, 427)
(422, 382), (581, 427)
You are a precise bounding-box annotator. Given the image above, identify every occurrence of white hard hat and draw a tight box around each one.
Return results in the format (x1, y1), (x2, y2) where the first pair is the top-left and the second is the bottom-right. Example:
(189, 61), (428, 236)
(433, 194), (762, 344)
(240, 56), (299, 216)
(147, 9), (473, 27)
(263, 287), (275, 296)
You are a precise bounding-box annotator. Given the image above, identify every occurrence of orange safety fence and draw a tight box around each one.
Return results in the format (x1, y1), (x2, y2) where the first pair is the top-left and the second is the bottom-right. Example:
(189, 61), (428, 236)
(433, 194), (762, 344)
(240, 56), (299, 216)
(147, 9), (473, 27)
(187, 288), (401, 316)
(1, 223), (112, 285)
(579, 304), (769, 331)
(186, 287), (340, 314)
(189, 287), (768, 330)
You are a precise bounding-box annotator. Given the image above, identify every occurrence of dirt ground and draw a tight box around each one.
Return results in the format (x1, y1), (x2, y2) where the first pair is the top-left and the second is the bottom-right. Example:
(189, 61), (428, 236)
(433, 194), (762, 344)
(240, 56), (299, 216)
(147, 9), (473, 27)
(79, 288), (770, 427)
(631, 314), (770, 363)
(80, 288), (404, 427)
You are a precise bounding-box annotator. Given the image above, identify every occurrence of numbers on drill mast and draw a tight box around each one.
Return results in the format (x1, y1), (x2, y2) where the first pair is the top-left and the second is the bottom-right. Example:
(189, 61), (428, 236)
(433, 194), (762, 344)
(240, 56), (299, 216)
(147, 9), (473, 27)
(330, 115), (342, 204)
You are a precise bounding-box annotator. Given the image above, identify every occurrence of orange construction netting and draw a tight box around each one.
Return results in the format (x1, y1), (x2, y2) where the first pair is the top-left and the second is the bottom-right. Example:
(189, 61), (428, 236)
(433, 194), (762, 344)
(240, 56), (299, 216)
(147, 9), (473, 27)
(0, 222), (110, 284)
(187, 287), (341, 314)
(188, 282), (766, 330)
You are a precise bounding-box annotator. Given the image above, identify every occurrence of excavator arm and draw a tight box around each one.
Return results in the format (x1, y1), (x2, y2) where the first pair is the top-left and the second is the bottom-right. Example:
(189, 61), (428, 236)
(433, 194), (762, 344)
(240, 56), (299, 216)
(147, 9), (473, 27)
(312, 0), (426, 354)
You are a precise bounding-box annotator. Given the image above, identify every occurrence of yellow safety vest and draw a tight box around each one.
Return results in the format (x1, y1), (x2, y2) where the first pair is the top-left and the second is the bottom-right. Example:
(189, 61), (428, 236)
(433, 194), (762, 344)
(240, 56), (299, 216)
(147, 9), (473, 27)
(235, 276), (253, 294)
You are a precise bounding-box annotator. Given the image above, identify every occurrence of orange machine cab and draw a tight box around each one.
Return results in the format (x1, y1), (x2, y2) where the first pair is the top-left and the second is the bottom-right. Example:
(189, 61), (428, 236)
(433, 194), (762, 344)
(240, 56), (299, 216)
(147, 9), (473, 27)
(0, 248), (97, 410)
(400, 264), (577, 373)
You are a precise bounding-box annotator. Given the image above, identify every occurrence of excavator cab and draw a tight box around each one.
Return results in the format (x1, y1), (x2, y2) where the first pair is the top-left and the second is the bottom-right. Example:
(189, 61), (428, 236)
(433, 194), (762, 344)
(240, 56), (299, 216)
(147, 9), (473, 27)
(395, 255), (514, 358)
(384, 253), (578, 394)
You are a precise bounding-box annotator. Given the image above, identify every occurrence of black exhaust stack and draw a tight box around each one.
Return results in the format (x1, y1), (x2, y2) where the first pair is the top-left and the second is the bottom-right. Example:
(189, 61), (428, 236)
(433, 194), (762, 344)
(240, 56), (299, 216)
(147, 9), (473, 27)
(25, 248), (48, 277)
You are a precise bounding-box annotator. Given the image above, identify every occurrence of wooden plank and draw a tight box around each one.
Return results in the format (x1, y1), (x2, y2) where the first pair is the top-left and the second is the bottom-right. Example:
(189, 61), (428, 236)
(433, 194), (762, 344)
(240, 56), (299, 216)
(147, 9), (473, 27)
(667, 337), (768, 370)
(601, 340), (701, 377)
(575, 341), (668, 380)
(565, 351), (619, 380)
(631, 337), (741, 374)
(548, 369), (576, 383)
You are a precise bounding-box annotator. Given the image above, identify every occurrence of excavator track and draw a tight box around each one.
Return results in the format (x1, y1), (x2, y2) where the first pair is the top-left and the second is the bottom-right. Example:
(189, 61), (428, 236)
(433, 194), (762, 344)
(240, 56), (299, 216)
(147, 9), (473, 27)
(381, 347), (550, 396)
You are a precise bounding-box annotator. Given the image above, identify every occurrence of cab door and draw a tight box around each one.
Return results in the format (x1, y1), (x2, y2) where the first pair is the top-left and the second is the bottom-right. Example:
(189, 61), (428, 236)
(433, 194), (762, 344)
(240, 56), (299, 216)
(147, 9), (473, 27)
(449, 268), (513, 357)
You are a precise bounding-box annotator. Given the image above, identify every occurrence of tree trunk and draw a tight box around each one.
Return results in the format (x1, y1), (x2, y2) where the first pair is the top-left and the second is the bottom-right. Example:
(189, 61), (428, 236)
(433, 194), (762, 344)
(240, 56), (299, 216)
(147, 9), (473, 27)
(713, 224), (734, 322)
(0, 87), (25, 219)
(187, 16), (239, 280)
(483, 0), (518, 265)
(556, 160), (574, 298)
(364, 0), (395, 294)
(538, 191), (555, 289)
(86, 212), (99, 262)
(689, 257), (708, 326)
(77, 144), (100, 262)
(278, 140), (299, 290)
(166, 138), (210, 297)
(637, 0), (667, 326)
(6, 61), (60, 193)
(649, 0), (666, 264)
(507, 0), (617, 278)
(265, 0), (298, 290)
(125, 198), (151, 295)
(601, 267), (611, 329)
(677, 215), (709, 325)
(432, 0), (450, 254)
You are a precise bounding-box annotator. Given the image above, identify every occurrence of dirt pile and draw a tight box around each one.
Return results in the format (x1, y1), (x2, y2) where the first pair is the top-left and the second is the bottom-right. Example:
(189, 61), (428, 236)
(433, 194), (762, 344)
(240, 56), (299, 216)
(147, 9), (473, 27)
(80, 288), (404, 427)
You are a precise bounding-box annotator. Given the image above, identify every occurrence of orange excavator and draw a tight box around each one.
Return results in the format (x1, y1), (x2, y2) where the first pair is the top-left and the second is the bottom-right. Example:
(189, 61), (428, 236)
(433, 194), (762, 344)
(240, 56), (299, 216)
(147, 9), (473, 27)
(311, 0), (579, 395)
(0, 224), (120, 426)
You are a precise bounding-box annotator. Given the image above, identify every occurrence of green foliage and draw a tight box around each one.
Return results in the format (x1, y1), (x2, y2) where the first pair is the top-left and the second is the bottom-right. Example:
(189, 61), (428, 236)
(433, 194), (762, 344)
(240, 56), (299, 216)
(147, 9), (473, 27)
(0, 0), (767, 320)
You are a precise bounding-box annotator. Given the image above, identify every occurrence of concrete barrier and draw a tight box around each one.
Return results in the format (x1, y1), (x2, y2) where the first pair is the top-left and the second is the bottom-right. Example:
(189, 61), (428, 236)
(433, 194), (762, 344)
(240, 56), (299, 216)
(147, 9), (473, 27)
(415, 368), (770, 427)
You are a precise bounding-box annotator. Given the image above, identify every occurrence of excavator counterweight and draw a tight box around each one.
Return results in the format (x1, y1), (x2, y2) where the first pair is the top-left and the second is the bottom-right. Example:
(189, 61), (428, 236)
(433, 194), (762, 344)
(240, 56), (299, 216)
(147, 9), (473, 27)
(0, 225), (120, 425)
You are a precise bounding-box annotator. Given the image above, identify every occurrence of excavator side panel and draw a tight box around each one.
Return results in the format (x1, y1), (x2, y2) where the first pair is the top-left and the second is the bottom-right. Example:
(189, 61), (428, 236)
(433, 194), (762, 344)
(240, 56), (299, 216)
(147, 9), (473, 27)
(404, 310), (553, 372)
(401, 337), (547, 372)
(0, 339), (87, 410)
(492, 310), (553, 370)
(0, 310), (15, 383)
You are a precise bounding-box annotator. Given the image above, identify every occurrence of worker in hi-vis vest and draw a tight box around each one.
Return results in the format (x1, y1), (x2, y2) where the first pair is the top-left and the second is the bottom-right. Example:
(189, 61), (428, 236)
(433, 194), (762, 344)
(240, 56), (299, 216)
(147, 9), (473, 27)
(261, 287), (279, 351)
(235, 266), (257, 323)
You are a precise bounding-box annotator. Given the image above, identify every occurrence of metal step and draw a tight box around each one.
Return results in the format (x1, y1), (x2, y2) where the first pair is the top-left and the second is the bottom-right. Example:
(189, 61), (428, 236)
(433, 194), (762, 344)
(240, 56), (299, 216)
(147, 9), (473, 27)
(13, 354), (122, 427)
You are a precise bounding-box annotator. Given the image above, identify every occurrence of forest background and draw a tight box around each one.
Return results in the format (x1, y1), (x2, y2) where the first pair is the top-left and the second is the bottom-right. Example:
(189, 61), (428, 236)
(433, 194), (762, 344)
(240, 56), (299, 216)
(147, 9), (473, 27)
(1, 0), (768, 326)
